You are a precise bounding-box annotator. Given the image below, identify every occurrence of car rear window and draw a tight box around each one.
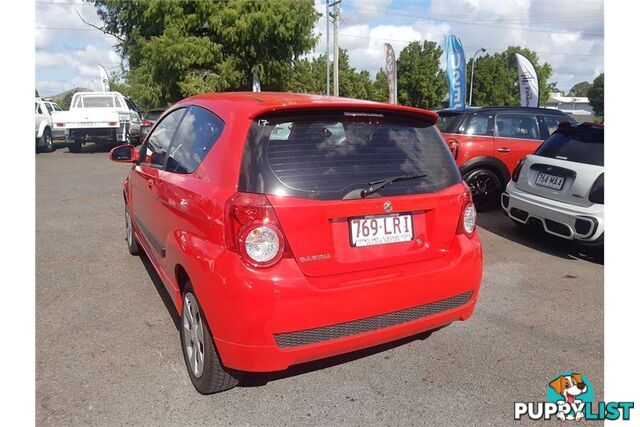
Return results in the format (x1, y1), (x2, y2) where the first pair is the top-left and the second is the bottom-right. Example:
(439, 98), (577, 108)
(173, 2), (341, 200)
(81, 96), (115, 108)
(436, 112), (465, 133)
(145, 110), (164, 121)
(238, 110), (460, 200)
(535, 126), (603, 166)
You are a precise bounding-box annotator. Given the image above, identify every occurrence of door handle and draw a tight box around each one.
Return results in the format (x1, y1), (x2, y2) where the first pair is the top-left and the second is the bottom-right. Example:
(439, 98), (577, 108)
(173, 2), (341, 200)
(497, 147), (511, 153)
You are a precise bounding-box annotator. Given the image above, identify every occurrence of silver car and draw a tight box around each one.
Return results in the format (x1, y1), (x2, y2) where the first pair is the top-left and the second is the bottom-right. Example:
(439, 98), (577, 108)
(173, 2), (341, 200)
(502, 122), (604, 246)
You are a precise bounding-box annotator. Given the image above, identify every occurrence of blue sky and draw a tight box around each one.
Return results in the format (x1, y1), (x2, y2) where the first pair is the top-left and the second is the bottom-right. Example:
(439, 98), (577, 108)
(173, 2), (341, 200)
(36, 0), (604, 97)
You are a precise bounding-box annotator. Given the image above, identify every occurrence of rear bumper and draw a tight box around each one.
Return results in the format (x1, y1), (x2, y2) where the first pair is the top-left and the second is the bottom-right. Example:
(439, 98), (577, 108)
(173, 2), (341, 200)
(66, 125), (127, 143)
(196, 234), (482, 372)
(503, 181), (604, 242)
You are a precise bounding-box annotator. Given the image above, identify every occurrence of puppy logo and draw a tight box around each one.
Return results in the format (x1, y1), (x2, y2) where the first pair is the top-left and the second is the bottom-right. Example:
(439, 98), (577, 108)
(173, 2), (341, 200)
(548, 373), (591, 421)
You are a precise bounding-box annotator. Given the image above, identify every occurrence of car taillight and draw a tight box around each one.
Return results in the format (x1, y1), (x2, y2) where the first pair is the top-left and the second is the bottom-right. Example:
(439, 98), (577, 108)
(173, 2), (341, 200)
(224, 192), (291, 268)
(512, 158), (525, 182)
(456, 186), (477, 237)
(447, 138), (459, 159)
(55, 122), (65, 127)
(141, 120), (153, 127)
(108, 121), (118, 126)
(589, 173), (604, 204)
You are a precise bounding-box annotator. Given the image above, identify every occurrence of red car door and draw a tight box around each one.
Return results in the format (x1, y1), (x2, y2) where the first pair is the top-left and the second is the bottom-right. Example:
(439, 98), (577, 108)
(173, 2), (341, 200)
(129, 108), (186, 261)
(152, 106), (226, 294)
(443, 110), (496, 167)
(493, 112), (544, 173)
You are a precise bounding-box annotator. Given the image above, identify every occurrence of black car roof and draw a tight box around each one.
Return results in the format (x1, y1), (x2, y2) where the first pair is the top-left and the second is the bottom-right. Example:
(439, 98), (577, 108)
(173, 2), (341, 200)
(437, 106), (570, 116)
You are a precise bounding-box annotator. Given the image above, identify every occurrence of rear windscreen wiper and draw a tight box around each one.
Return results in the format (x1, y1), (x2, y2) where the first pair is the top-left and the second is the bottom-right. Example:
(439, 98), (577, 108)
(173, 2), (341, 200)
(360, 174), (428, 198)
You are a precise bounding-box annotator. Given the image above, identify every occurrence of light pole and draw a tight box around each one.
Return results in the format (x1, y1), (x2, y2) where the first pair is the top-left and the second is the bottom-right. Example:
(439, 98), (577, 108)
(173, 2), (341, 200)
(326, 0), (330, 96)
(469, 47), (486, 107)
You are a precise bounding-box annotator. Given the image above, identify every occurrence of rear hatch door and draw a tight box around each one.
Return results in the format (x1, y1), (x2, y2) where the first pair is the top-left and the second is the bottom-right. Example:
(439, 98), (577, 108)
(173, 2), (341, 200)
(515, 124), (603, 207)
(238, 108), (466, 277)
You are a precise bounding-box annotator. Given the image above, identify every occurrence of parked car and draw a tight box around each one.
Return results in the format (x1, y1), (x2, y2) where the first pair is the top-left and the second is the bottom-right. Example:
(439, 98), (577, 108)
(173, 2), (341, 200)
(437, 106), (576, 211)
(140, 108), (166, 140)
(35, 98), (65, 152)
(53, 91), (142, 153)
(109, 92), (483, 394)
(502, 121), (603, 246)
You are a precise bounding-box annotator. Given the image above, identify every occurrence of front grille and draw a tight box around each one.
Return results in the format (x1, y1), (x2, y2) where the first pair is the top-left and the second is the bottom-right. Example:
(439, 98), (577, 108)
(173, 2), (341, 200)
(545, 219), (572, 237)
(273, 291), (473, 348)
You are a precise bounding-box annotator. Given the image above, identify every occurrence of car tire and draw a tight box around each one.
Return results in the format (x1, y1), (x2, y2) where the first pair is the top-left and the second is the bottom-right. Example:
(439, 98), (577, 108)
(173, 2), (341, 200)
(40, 128), (55, 153)
(464, 168), (502, 212)
(124, 204), (140, 256)
(180, 286), (242, 394)
(68, 141), (82, 153)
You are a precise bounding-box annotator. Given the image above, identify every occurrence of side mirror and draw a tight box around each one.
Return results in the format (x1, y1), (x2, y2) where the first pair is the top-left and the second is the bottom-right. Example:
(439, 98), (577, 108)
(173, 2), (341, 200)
(109, 145), (138, 163)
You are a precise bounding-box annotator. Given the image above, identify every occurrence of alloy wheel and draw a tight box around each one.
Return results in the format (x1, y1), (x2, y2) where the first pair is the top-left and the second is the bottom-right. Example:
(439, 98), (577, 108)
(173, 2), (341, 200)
(466, 170), (501, 211)
(182, 293), (206, 378)
(125, 207), (133, 247)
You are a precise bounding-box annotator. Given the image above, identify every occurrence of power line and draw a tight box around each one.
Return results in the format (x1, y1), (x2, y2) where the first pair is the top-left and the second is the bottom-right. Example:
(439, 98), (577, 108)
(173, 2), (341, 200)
(343, 11), (603, 37)
(338, 33), (603, 58)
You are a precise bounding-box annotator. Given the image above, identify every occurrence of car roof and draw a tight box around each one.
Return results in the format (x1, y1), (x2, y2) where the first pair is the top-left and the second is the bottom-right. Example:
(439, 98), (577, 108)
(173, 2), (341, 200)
(438, 106), (570, 116)
(177, 92), (439, 123)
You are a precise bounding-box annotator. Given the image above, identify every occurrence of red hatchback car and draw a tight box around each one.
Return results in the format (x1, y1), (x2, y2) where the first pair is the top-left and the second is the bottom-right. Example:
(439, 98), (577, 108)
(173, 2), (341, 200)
(110, 93), (483, 394)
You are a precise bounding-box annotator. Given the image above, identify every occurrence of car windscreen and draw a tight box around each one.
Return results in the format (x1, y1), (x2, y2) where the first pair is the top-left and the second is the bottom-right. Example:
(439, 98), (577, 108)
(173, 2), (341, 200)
(535, 127), (604, 166)
(81, 96), (115, 108)
(436, 112), (465, 133)
(145, 110), (164, 121)
(238, 110), (460, 200)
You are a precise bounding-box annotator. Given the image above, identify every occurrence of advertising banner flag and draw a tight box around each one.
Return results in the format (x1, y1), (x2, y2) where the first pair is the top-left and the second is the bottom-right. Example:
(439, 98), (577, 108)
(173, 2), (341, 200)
(444, 35), (466, 109)
(98, 65), (110, 92)
(384, 43), (397, 104)
(516, 53), (539, 107)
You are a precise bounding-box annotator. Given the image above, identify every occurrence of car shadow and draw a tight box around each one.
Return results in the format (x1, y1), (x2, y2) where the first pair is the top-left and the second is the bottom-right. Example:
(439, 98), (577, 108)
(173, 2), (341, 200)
(477, 209), (603, 265)
(239, 327), (444, 388)
(138, 252), (181, 331)
(62, 143), (119, 154)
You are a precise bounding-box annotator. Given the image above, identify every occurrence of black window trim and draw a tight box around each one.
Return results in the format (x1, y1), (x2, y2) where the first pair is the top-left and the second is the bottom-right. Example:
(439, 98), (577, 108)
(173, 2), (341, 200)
(162, 104), (226, 175)
(137, 107), (187, 169)
(494, 111), (541, 140)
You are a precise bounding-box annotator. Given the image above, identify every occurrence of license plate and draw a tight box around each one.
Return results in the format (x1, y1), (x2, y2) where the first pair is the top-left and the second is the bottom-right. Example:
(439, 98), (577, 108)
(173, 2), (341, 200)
(535, 172), (565, 190)
(68, 122), (112, 128)
(349, 214), (413, 247)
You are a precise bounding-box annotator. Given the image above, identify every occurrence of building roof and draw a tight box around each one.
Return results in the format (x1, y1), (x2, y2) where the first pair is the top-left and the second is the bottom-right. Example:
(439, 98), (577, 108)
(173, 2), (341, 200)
(547, 92), (590, 104)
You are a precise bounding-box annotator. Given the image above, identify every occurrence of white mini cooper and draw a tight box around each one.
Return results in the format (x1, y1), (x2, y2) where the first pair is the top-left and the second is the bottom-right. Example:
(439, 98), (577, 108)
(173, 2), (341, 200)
(502, 122), (603, 247)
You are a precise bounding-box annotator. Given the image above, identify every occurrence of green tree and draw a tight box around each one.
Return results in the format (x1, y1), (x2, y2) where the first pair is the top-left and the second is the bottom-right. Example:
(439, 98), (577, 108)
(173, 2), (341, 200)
(466, 46), (555, 106)
(568, 81), (592, 97)
(587, 73), (604, 117)
(286, 49), (375, 100)
(396, 41), (446, 108)
(92, 0), (319, 109)
(370, 68), (389, 103)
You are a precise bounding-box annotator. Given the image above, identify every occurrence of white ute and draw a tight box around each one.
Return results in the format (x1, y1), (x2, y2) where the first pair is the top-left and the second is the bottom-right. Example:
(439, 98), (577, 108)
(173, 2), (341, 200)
(35, 98), (65, 153)
(502, 122), (604, 247)
(53, 91), (141, 153)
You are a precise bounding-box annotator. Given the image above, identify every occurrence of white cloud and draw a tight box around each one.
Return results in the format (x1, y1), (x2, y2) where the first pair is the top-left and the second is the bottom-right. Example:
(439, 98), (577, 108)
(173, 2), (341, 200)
(352, 0), (393, 16)
(37, 0), (603, 96)
(36, 0), (120, 95)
